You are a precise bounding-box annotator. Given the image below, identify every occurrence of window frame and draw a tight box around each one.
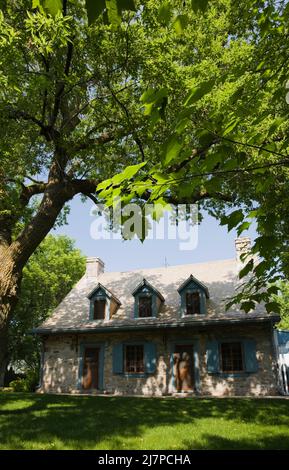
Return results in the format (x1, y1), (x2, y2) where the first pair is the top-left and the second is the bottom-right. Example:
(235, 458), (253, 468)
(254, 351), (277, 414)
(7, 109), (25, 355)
(93, 298), (106, 320)
(124, 344), (145, 375)
(138, 295), (153, 318)
(185, 291), (201, 315)
(219, 341), (244, 373)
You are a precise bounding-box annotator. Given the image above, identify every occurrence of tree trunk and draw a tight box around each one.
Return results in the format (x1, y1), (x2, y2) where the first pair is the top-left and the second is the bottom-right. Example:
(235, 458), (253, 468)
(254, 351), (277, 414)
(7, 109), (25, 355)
(0, 177), (83, 384)
(0, 252), (22, 387)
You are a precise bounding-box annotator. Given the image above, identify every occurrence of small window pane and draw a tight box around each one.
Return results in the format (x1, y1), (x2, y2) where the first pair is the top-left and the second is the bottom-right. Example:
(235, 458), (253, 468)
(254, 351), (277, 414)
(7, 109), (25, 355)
(125, 345), (144, 373)
(139, 296), (152, 317)
(221, 342), (243, 372)
(93, 299), (106, 319)
(186, 292), (200, 315)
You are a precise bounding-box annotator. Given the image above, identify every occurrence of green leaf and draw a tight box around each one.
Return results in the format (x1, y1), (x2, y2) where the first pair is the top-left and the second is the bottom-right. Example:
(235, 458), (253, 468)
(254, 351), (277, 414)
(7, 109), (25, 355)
(239, 259), (254, 279)
(223, 117), (240, 136)
(267, 285), (279, 295)
(237, 221), (251, 236)
(240, 301), (255, 313)
(86, 0), (106, 25)
(32, 0), (41, 8)
(191, 0), (209, 13)
(43, 0), (62, 16)
(112, 162), (147, 185)
(163, 135), (182, 166)
(141, 87), (168, 104)
(184, 79), (215, 106)
(85, 0), (135, 26)
(141, 88), (168, 121)
(158, 2), (172, 26)
(267, 117), (285, 136)
(173, 14), (189, 35)
(253, 260), (268, 277)
(97, 178), (112, 191)
(220, 209), (244, 232)
(265, 301), (280, 314)
(106, 0), (121, 27)
(117, 0), (136, 11)
(175, 117), (191, 134)
(32, 0), (62, 16)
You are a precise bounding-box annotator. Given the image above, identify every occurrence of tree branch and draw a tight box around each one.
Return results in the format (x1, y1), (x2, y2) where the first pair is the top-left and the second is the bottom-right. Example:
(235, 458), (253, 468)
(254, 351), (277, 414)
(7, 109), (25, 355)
(19, 182), (48, 207)
(6, 107), (46, 133)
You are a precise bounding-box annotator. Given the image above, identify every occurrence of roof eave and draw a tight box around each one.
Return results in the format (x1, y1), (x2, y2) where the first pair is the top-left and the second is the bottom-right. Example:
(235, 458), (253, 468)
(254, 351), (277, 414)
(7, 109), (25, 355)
(32, 314), (280, 336)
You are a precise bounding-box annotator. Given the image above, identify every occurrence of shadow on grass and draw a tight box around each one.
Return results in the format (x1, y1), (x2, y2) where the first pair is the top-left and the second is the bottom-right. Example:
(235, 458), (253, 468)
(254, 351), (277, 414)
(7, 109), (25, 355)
(183, 434), (289, 450)
(0, 393), (289, 449)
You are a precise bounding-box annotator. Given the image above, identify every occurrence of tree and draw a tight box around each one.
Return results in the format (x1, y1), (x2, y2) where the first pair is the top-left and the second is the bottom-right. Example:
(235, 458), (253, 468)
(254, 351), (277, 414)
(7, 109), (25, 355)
(110, 0), (289, 313)
(275, 282), (289, 331)
(0, 0), (288, 385)
(0, 0), (246, 385)
(7, 234), (85, 375)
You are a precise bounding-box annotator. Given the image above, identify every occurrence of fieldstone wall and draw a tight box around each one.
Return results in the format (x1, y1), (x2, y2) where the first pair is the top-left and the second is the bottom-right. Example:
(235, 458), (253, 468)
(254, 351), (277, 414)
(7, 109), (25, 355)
(40, 323), (278, 396)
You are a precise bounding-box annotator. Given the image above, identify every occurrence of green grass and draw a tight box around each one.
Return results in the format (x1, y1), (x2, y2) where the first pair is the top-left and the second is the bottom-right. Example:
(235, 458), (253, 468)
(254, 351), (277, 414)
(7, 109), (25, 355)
(0, 392), (289, 449)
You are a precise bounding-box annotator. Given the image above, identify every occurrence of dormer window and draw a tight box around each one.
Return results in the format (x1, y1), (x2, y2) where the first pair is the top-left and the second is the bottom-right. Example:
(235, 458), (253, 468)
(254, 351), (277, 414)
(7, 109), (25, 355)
(186, 292), (201, 315)
(178, 275), (209, 317)
(139, 296), (152, 318)
(132, 279), (164, 319)
(88, 283), (121, 321)
(93, 299), (106, 320)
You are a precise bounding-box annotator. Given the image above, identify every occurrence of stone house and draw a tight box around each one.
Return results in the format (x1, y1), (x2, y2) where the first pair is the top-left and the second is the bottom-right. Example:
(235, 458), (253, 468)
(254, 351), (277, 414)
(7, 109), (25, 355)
(34, 238), (280, 396)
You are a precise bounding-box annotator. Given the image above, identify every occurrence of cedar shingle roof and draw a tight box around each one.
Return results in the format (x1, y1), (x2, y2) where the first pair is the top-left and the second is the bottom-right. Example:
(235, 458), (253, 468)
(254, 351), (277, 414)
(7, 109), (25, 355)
(34, 257), (279, 334)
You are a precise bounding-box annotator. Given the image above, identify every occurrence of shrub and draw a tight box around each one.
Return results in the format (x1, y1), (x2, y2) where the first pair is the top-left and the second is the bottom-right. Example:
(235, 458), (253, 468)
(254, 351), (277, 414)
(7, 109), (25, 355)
(9, 369), (39, 392)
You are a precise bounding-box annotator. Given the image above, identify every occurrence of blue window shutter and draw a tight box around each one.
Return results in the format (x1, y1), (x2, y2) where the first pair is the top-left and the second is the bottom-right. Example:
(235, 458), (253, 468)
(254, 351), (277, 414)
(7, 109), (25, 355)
(244, 339), (258, 372)
(144, 342), (157, 374)
(206, 340), (219, 373)
(113, 343), (123, 374)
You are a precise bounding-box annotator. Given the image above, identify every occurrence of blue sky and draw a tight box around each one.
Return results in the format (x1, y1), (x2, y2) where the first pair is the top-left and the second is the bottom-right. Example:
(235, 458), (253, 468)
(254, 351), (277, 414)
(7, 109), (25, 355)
(53, 196), (257, 272)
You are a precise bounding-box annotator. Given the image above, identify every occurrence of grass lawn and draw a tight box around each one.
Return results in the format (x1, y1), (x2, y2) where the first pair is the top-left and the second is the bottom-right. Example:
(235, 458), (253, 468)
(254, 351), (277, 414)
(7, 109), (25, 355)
(0, 392), (289, 450)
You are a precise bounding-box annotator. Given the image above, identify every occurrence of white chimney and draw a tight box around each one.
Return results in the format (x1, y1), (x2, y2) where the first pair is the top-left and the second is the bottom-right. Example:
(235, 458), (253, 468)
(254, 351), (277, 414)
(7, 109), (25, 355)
(85, 257), (105, 278)
(235, 237), (251, 263)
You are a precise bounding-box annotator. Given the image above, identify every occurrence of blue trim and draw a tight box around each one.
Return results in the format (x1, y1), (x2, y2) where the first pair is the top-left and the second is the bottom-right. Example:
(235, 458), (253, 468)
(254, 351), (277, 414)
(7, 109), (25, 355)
(207, 338), (258, 375)
(168, 339), (200, 393)
(78, 342), (105, 391)
(133, 290), (158, 319)
(179, 281), (207, 317)
(132, 278), (164, 301)
(89, 287), (110, 321)
(121, 341), (157, 376)
(178, 275), (209, 298)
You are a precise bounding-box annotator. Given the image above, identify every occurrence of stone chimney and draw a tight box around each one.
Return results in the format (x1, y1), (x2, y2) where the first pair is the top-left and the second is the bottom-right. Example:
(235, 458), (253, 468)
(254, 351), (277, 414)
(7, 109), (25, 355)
(235, 237), (251, 263)
(85, 257), (105, 278)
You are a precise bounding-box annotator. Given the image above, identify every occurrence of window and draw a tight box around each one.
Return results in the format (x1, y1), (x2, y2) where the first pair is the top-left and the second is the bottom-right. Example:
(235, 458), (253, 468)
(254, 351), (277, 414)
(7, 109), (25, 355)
(125, 345), (144, 373)
(139, 296), (152, 317)
(185, 292), (200, 315)
(93, 299), (106, 320)
(220, 342), (244, 372)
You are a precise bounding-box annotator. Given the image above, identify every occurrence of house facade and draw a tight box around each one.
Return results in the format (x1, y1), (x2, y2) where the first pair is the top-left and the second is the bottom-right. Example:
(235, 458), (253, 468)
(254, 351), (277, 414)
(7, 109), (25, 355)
(34, 238), (280, 396)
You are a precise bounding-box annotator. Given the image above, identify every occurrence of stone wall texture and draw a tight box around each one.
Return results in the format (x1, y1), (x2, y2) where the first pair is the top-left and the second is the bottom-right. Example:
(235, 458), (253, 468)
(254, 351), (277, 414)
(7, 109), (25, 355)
(40, 323), (278, 396)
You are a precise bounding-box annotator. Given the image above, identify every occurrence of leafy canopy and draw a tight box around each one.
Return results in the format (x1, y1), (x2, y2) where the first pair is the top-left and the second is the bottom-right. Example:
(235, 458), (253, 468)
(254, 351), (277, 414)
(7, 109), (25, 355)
(0, 0), (288, 316)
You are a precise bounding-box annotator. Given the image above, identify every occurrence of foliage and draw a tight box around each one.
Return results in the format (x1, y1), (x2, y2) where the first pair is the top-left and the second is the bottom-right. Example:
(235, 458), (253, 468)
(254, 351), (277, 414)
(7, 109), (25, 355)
(1, 394), (289, 449)
(9, 369), (39, 392)
(97, 0), (289, 313)
(8, 235), (85, 369)
(275, 282), (289, 331)
(0, 0), (288, 319)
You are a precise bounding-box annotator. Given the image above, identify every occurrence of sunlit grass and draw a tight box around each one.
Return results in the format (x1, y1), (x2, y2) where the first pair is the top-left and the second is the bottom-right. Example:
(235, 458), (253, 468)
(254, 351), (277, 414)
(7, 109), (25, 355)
(0, 392), (289, 450)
